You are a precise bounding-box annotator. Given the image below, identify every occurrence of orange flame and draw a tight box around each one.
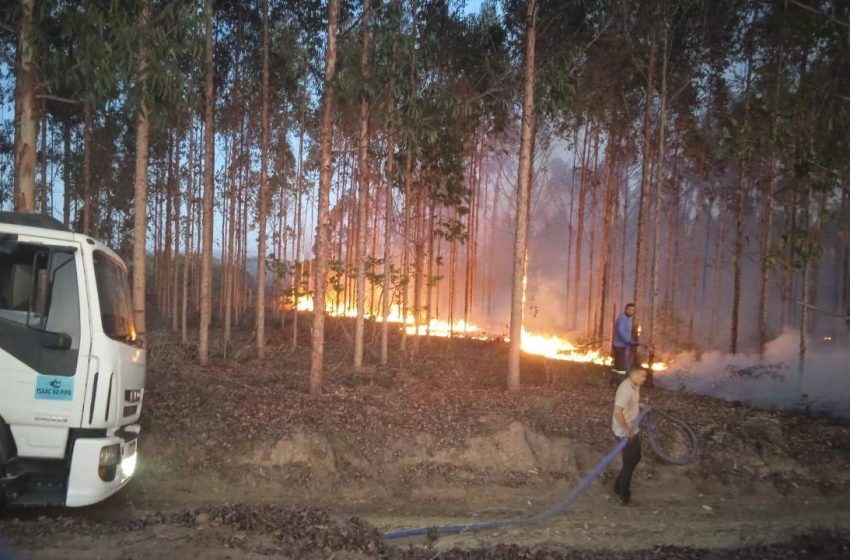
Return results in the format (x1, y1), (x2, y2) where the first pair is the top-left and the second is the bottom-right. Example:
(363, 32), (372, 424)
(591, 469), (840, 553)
(283, 295), (668, 370)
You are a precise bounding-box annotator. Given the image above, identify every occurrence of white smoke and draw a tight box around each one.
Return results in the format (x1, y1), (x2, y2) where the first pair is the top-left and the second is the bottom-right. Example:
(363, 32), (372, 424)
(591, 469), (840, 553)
(657, 328), (850, 419)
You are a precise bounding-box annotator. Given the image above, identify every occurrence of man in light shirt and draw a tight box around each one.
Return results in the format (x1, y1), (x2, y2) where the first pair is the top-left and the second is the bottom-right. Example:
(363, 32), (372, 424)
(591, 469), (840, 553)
(612, 366), (647, 505)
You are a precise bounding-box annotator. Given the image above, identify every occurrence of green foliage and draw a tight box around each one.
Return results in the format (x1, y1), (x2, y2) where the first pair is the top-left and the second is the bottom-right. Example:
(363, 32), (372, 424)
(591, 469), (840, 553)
(364, 256), (383, 288)
(435, 218), (468, 243)
(328, 259), (348, 305)
(425, 525), (440, 548)
(779, 230), (823, 271)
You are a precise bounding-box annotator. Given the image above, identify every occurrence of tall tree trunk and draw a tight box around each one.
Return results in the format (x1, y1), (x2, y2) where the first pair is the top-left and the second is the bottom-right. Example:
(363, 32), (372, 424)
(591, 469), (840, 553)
(597, 138), (617, 341)
(425, 201), (435, 337)
(380, 130), (395, 365)
(585, 129), (600, 336)
(449, 209), (457, 336)
(131, 1), (150, 345)
(256, 0), (270, 358)
(62, 116), (72, 226)
(293, 129), (305, 347)
(508, 0), (537, 390)
(798, 183), (813, 393)
(731, 41), (753, 354)
(843, 187), (850, 338)
(649, 33), (667, 343)
(223, 133), (237, 349)
(619, 161), (629, 307)
(238, 152), (250, 322)
(687, 190), (703, 342)
(487, 163), (501, 318)
(82, 105), (93, 234)
(153, 172), (162, 309)
(354, 0), (372, 368)
(279, 190), (287, 328)
(435, 225), (442, 320)
(465, 141), (479, 327)
(199, 0), (216, 365)
(566, 144), (577, 318)
(401, 0), (418, 351)
(412, 187), (425, 349)
(14, 0), (37, 213)
(164, 131), (174, 321)
(310, 0), (339, 396)
(666, 141), (681, 313)
(633, 39), (656, 319)
(401, 151), (412, 350)
(38, 106), (48, 215)
(218, 136), (230, 321)
(710, 208), (725, 344)
(172, 125), (182, 333)
(182, 119), (195, 344)
(478, 170), (488, 317)
(572, 127), (590, 328)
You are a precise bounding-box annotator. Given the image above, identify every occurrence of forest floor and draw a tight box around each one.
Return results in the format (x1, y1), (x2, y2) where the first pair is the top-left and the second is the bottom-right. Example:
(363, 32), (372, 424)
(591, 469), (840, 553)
(2, 318), (850, 559)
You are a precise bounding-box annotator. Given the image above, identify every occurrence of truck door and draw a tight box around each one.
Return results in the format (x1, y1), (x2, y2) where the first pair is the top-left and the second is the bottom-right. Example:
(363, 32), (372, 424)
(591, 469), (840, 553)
(0, 240), (90, 458)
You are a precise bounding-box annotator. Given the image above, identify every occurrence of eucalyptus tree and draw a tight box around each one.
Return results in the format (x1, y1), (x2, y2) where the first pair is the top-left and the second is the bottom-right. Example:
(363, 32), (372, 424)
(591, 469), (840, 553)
(353, 0), (372, 369)
(502, 0), (612, 387)
(1, 0), (59, 213)
(310, 0), (340, 395)
(119, 0), (202, 345)
(257, 0), (271, 358)
(51, 1), (119, 233)
(504, 0), (537, 389)
(199, 0), (215, 365)
(370, 0), (405, 365)
(13, 0), (35, 212)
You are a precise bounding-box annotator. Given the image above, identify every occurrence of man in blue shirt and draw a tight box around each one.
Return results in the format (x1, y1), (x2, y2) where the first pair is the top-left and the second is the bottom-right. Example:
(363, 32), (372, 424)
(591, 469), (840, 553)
(611, 303), (638, 387)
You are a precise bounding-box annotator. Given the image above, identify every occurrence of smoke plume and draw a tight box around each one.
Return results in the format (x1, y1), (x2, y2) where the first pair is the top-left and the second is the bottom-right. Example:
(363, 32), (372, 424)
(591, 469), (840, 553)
(657, 328), (850, 419)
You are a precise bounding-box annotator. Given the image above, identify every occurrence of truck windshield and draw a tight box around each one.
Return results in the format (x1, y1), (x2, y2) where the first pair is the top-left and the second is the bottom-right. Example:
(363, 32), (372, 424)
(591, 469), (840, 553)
(93, 251), (136, 345)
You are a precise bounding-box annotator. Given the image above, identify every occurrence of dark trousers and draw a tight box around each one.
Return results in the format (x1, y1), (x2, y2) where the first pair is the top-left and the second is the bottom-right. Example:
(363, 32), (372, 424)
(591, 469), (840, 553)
(612, 345), (631, 373)
(610, 346), (630, 387)
(615, 434), (642, 498)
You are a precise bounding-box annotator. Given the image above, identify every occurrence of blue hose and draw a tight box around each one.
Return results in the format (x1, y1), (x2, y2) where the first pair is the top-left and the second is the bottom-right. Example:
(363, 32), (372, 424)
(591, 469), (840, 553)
(383, 407), (654, 541)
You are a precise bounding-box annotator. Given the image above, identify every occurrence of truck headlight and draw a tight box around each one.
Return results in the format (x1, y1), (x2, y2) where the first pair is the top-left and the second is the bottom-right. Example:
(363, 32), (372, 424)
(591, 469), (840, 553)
(98, 443), (120, 481)
(99, 444), (120, 466)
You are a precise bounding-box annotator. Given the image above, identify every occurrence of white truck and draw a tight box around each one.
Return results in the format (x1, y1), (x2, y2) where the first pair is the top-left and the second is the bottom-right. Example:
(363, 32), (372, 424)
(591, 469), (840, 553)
(0, 212), (143, 507)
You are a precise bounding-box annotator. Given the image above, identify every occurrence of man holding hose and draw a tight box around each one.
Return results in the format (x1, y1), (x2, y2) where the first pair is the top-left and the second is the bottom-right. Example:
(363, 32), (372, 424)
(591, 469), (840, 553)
(612, 366), (647, 505)
(611, 303), (640, 387)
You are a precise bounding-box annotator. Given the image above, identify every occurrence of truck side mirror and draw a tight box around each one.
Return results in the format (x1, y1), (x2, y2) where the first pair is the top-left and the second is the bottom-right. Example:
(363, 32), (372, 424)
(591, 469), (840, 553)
(0, 233), (18, 254)
(42, 331), (72, 350)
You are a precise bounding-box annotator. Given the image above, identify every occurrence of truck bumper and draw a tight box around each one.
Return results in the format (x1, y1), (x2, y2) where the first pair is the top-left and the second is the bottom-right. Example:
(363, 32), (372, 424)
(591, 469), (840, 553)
(65, 426), (139, 507)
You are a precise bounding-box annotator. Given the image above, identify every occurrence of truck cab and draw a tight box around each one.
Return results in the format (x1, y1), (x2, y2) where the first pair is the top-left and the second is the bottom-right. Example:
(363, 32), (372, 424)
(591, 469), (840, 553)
(0, 212), (143, 507)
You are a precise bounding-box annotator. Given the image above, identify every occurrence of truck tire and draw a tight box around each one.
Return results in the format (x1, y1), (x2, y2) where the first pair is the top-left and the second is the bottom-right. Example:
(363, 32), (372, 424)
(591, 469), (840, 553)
(0, 419), (12, 467)
(0, 418), (13, 507)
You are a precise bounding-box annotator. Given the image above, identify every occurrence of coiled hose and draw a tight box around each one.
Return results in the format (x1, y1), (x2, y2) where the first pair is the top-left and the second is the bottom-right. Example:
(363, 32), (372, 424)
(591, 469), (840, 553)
(646, 408), (700, 465)
(383, 406), (698, 541)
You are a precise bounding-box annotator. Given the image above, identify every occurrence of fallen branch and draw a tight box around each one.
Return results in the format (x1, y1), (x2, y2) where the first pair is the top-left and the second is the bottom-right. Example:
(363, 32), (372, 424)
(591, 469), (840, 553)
(788, 0), (850, 30)
(36, 94), (82, 106)
(795, 301), (850, 320)
(192, 370), (259, 392)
